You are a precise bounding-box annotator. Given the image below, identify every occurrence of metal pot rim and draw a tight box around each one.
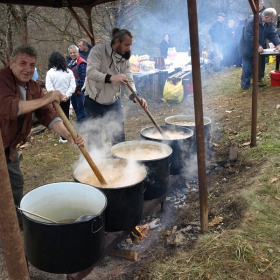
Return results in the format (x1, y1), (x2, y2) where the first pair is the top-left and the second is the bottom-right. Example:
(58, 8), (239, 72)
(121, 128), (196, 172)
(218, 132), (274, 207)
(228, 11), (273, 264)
(73, 159), (147, 190)
(140, 125), (193, 139)
(111, 140), (173, 162)
(20, 181), (107, 225)
(164, 114), (211, 126)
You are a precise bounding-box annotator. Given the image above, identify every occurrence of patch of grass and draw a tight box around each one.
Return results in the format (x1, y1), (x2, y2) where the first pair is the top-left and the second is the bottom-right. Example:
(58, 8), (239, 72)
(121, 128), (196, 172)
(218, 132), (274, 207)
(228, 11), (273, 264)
(142, 64), (280, 280)
(20, 129), (81, 192)
(148, 168), (280, 279)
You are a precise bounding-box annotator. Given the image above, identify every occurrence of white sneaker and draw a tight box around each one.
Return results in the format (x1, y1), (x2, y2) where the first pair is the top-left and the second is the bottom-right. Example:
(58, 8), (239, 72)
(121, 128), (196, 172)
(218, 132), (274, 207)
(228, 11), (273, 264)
(59, 137), (67, 143)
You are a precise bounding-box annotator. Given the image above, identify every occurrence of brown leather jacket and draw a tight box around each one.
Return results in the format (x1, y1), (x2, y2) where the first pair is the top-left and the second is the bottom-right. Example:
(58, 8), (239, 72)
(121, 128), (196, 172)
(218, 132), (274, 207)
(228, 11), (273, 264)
(0, 66), (58, 161)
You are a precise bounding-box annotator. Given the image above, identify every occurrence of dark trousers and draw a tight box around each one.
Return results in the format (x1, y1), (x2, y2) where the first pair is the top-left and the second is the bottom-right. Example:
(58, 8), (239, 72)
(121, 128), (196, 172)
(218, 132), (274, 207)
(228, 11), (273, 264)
(259, 55), (266, 80)
(5, 148), (24, 227)
(71, 92), (87, 123)
(241, 58), (253, 89)
(60, 98), (70, 120)
(84, 96), (125, 149)
(60, 99), (70, 140)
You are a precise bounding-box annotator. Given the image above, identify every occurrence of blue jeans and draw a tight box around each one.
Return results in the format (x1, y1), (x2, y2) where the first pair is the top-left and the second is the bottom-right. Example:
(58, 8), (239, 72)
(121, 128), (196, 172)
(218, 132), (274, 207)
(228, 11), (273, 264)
(71, 92), (87, 123)
(241, 58), (253, 89)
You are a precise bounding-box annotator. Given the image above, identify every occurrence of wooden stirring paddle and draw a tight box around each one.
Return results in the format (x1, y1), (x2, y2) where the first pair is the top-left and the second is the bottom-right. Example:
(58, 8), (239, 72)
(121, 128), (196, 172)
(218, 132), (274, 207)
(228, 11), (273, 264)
(126, 83), (169, 139)
(53, 101), (107, 185)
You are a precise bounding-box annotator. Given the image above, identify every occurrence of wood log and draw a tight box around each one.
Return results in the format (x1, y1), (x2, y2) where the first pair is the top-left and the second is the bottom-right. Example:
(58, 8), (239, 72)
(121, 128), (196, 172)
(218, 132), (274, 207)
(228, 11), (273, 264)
(108, 248), (138, 261)
(0, 131), (30, 279)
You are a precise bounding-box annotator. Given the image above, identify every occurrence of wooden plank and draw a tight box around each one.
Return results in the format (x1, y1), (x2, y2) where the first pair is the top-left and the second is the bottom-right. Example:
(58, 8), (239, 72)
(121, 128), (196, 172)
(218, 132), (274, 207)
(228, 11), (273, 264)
(108, 249), (138, 261)
(142, 194), (165, 218)
(180, 72), (192, 79)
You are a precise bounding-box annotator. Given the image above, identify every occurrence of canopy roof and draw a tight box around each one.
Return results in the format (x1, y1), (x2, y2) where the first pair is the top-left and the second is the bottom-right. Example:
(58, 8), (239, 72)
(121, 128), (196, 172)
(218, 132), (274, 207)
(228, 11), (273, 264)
(0, 0), (116, 8)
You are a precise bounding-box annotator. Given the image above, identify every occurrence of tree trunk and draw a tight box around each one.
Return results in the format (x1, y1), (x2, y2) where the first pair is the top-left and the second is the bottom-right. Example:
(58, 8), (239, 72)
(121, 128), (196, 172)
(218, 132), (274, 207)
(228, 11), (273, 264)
(8, 4), (28, 44)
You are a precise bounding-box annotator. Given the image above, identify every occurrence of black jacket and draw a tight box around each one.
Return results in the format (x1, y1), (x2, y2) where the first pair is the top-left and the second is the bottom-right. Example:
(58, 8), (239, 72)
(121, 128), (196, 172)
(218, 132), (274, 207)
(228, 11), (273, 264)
(209, 20), (226, 44)
(159, 40), (174, 58)
(239, 12), (280, 61)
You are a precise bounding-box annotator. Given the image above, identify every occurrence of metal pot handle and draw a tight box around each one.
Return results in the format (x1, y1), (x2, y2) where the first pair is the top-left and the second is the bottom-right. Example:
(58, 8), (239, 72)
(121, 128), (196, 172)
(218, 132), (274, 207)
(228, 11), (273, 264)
(168, 155), (172, 166)
(141, 186), (147, 194)
(141, 181), (146, 194)
(91, 216), (103, 233)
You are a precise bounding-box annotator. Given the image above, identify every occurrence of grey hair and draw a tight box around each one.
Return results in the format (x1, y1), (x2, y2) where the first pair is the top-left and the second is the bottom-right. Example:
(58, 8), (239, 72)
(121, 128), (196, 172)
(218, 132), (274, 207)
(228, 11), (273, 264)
(11, 45), (37, 61)
(68, 45), (79, 52)
(263, 8), (277, 17)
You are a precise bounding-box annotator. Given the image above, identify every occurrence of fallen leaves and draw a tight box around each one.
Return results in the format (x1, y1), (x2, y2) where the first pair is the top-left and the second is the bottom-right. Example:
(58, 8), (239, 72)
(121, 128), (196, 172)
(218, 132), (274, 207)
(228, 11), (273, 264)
(270, 178), (279, 183)
(209, 216), (223, 227)
(242, 141), (251, 147)
(212, 142), (220, 147)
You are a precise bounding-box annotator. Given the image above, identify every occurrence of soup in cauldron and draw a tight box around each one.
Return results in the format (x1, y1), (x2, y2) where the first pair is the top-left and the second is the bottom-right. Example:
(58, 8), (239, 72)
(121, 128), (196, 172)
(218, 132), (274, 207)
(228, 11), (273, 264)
(74, 160), (146, 188)
(142, 129), (192, 140)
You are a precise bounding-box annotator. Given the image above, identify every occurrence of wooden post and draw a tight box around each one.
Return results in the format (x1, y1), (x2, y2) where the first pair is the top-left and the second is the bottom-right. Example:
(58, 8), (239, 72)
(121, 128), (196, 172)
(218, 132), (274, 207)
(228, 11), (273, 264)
(0, 131), (30, 279)
(187, 0), (208, 232)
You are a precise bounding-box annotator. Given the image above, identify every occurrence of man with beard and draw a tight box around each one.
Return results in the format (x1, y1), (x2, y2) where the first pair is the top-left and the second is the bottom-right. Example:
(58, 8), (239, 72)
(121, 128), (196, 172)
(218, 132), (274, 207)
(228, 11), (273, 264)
(84, 28), (148, 149)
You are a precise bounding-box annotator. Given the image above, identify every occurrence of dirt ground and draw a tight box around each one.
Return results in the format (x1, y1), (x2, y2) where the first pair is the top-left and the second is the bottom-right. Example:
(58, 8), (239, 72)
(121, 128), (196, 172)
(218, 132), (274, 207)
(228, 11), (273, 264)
(1, 64), (280, 279)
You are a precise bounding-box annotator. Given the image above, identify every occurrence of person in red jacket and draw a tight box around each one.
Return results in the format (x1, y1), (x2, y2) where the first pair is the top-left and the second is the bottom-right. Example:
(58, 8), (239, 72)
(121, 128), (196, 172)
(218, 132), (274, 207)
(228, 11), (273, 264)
(0, 45), (85, 228)
(68, 45), (87, 123)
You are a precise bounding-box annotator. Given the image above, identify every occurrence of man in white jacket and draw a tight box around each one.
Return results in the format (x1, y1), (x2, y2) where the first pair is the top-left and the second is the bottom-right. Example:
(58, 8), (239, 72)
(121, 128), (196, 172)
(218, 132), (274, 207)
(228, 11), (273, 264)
(84, 28), (148, 148)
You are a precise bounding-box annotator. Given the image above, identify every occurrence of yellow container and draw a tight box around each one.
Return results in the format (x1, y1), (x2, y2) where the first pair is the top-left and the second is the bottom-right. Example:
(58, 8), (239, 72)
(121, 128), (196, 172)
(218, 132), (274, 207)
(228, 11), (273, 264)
(269, 55), (276, 63)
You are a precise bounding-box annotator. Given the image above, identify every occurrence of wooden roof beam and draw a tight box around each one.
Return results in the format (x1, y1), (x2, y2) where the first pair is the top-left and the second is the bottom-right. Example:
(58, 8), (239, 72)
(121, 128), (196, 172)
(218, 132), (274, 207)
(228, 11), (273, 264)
(68, 6), (95, 46)
(248, 0), (257, 13)
(0, 0), (118, 8)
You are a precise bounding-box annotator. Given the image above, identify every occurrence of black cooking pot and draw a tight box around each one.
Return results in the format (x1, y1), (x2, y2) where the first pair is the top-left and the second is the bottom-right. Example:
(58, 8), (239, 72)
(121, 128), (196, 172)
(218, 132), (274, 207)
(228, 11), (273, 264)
(140, 125), (193, 175)
(111, 140), (172, 200)
(165, 114), (211, 156)
(20, 182), (107, 274)
(73, 159), (147, 232)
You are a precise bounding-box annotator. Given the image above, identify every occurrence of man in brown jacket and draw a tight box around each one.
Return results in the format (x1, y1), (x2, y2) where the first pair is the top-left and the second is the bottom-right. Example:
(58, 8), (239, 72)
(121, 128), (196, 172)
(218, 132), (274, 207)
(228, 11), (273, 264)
(0, 45), (85, 228)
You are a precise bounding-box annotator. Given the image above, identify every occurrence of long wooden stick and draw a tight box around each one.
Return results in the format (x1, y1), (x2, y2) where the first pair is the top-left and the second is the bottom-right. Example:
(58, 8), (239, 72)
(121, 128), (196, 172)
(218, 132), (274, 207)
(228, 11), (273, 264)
(17, 207), (58, 223)
(53, 101), (107, 185)
(126, 83), (165, 136)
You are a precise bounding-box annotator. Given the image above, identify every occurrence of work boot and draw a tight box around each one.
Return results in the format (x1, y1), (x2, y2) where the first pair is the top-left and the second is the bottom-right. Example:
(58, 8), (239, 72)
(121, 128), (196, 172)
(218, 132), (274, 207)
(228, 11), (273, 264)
(258, 80), (267, 87)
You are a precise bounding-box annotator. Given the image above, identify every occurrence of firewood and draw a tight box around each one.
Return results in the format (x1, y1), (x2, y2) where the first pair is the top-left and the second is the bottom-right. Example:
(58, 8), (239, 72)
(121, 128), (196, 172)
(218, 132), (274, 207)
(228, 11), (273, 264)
(108, 248), (138, 261)
(138, 218), (161, 230)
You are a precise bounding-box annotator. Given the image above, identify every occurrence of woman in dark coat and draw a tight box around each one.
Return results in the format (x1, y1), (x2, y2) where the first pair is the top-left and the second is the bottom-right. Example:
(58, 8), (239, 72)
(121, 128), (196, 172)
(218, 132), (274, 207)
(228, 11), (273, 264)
(159, 33), (174, 58)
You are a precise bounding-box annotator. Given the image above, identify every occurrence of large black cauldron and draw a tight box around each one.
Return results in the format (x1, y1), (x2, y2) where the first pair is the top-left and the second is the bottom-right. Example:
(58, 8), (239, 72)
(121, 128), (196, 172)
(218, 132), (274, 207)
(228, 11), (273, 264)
(73, 159), (147, 232)
(20, 182), (107, 274)
(140, 125), (193, 175)
(111, 140), (172, 200)
(165, 114), (211, 156)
